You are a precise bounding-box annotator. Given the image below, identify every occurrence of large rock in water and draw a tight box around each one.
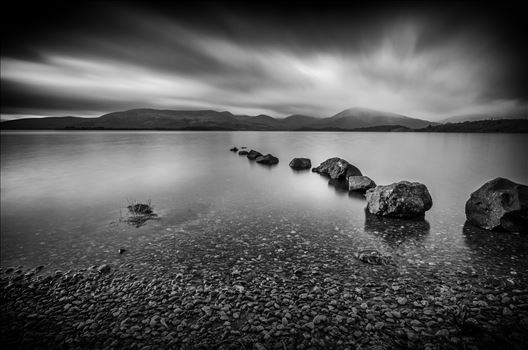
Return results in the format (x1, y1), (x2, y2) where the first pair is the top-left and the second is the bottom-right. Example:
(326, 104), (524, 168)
(348, 176), (376, 192)
(312, 157), (362, 180)
(289, 158), (311, 170)
(256, 154), (279, 165)
(465, 177), (528, 232)
(366, 181), (433, 218)
(246, 150), (262, 160)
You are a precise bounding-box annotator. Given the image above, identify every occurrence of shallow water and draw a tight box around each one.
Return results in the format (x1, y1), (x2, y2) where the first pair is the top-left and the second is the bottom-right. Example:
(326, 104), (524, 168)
(1, 131), (527, 273)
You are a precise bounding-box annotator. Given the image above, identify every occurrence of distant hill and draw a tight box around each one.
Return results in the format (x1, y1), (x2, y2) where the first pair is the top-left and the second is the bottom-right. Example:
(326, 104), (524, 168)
(441, 113), (528, 123)
(315, 107), (433, 129)
(1, 109), (274, 131)
(416, 119), (528, 133)
(349, 125), (412, 132)
(0, 116), (89, 130)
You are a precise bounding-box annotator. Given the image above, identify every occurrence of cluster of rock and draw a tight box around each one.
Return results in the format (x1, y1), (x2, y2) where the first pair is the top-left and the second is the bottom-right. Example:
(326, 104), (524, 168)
(231, 147), (527, 232)
(231, 146), (279, 165)
(309, 157), (433, 218)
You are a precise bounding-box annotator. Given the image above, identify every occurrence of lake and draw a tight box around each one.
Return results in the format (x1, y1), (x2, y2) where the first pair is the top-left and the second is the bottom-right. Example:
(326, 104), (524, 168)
(1, 131), (527, 272)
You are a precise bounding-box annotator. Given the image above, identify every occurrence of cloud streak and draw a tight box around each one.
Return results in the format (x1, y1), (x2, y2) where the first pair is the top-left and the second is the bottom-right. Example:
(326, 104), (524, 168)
(1, 2), (526, 120)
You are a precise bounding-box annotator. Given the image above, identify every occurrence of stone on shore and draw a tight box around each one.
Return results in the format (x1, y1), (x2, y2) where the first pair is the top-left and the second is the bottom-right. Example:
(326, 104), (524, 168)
(238, 150), (249, 156)
(366, 181), (433, 218)
(348, 176), (376, 192)
(247, 150), (263, 160)
(289, 158), (311, 170)
(256, 154), (279, 165)
(312, 157), (362, 180)
(465, 177), (528, 232)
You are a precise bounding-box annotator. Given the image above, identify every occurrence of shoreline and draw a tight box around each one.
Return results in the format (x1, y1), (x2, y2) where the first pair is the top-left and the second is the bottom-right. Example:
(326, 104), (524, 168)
(2, 219), (528, 350)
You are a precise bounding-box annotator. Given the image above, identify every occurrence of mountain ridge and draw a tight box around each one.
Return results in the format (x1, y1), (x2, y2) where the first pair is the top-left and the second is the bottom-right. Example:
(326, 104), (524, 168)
(2, 107), (526, 132)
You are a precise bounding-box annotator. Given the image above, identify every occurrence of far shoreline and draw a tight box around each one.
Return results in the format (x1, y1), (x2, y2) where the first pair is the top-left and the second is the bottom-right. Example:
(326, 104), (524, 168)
(2, 130), (528, 134)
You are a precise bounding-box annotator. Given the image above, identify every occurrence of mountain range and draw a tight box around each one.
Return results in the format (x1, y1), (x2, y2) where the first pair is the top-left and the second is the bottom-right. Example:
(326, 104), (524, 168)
(1, 107), (527, 132)
(0, 107), (434, 130)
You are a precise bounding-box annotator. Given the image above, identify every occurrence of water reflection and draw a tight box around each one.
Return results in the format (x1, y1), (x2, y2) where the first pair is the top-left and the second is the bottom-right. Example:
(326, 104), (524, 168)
(328, 179), (349, 195)
(364, 210), (430, 246)
(290, 168), (311, 174)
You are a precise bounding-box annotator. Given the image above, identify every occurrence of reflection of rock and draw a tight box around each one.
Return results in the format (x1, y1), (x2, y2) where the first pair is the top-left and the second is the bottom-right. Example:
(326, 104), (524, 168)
(465, 177), (528, 232)
(328, 179), (350, 194)
(327, 179), (367, 199)
(364, 210), (430, 245)
(349, 176), (376, 193)
(312, 157), (362, 180)
(246, 150), (262, 160)
(462, 222), (528, 263)
(289, 158), (311, 170)
(366, 181), (433, 218)
(256, 154), (279, 165)
(229, 147), (238, 152)
(238, 150), (249, 156)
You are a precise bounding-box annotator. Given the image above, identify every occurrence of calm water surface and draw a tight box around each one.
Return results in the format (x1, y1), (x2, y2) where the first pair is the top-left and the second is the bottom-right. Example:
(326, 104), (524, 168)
(1, 131), (527, 272)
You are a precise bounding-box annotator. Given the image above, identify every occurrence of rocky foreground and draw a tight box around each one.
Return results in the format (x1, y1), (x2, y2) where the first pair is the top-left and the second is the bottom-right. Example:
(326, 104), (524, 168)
(1, 210), (528, 350)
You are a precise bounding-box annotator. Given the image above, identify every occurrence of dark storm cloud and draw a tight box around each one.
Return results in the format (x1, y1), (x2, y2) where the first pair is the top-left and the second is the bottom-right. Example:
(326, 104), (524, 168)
(1, 1), (527, 120)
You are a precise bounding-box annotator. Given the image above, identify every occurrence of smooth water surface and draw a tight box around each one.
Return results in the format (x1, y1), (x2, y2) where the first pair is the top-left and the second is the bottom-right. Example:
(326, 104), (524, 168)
(1, 131), (527, 271)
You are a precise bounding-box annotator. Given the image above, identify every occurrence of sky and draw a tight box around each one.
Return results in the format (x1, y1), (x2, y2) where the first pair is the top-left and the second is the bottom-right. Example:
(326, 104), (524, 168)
(1, 1), (527, 121)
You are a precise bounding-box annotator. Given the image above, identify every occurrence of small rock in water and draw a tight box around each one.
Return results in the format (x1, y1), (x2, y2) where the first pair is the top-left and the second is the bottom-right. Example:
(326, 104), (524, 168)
(465, 177), (528, 232)
(246, 150), (263, 160)
(289, 158), (311, 170)
(97, 264), (111, 274)
(119, 248), (126, 254)
(312, 157), (362, 180)
(255, 154), (279, 165)
(229, 147), (239, 152)
(353, 249), (393, 265)
(348, 176), (376, 193)
(366, 181), (433, 218)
